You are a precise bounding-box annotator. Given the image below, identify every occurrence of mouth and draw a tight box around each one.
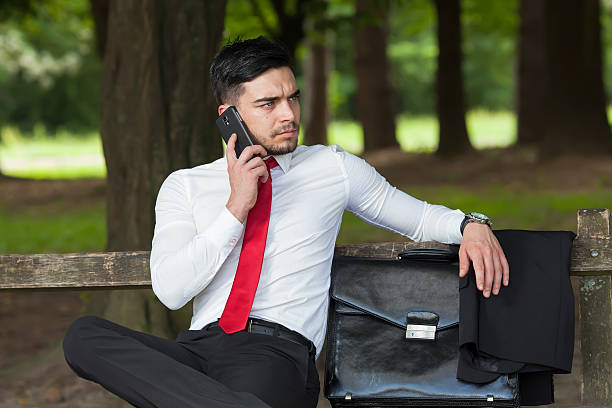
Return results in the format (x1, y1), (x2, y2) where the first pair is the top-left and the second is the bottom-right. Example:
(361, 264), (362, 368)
(276, 129), (298, 137)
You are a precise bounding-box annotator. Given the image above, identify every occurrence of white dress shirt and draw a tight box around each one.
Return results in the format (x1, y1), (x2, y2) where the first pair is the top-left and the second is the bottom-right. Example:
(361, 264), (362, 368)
(150, 144), (464, 358)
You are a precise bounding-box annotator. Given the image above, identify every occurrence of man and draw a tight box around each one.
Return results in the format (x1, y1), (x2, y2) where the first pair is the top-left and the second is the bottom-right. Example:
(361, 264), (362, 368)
(63, 36), (509, 408)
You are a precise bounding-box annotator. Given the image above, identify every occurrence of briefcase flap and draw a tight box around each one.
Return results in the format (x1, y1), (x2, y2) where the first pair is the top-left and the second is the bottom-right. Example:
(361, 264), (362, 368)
(331, 256), (460, 333)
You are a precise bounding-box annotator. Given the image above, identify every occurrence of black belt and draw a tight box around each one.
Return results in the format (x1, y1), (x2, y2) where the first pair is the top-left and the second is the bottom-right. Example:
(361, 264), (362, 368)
(210, 317), (316, 356)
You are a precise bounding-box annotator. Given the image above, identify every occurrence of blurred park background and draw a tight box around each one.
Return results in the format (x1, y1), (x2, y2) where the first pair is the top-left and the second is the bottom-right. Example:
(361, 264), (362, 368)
(1, 0), (611, 406)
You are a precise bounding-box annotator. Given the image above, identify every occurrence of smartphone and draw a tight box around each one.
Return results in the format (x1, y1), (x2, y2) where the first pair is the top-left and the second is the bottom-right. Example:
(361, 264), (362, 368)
(216, 106), (256, 160)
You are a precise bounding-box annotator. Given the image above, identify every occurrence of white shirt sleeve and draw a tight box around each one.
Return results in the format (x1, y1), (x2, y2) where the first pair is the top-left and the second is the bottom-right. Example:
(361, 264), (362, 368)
(339, 148), (464, 244)
(149, 172), (244, 310)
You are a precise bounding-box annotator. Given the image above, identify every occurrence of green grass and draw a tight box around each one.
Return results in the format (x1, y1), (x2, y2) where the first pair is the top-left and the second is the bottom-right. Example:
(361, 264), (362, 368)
(0, 125), (106, 179)
(1, 186), (603, 253)
(336, 186), (612, 244)
(328, 110), (516, 153)
(0, 111), (517, 179)
(0, 203), (106, 253)
(2, 186), (603, 253)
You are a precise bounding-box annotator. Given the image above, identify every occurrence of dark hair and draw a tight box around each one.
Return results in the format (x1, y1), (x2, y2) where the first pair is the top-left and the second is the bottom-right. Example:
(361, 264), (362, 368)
(210, 36), (292, 105)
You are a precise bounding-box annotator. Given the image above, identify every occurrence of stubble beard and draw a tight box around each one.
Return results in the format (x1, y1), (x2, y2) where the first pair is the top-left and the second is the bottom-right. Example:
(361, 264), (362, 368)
(251, 122), (299, 156)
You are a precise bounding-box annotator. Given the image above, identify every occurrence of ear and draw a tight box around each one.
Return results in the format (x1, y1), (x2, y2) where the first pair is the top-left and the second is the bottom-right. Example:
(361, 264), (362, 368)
(218, 104), (231, 116)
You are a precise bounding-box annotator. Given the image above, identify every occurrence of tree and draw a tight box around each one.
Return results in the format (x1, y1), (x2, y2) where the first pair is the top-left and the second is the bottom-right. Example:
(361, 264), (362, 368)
(89, 0), (227, 335)
(303, 19), (331, 146)
(433, 0), (473, 156)
(247, 0), (309, 62)
(353, 0), (399, 152)
(518, 0), (612, 156)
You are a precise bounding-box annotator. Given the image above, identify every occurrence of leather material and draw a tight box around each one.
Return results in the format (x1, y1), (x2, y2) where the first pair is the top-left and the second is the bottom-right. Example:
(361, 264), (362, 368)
(325, 253), (520, 407)
(207, 317), (316, 355)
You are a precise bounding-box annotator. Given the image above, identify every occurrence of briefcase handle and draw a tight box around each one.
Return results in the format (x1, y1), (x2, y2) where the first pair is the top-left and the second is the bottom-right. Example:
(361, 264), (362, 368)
(397, 245), (459, 262)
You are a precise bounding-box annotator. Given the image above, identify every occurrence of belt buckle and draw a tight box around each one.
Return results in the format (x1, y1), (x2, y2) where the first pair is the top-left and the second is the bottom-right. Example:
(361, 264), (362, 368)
(247, 319), (253, 333)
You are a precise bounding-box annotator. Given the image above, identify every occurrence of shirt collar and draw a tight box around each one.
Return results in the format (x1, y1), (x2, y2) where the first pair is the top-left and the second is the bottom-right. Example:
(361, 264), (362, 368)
(268, 150), (293, 174)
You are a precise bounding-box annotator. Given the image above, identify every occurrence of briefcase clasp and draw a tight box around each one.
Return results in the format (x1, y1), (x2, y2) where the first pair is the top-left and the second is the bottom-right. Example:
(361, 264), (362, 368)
(405, 324), (437, 340)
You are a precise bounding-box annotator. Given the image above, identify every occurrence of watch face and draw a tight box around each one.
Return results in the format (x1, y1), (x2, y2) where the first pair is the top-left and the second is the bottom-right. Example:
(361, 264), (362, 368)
(470, 212), (489, 221)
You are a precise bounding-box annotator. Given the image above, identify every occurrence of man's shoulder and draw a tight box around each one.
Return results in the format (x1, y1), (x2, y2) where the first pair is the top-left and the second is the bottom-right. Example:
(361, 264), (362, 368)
(169, 157), (227, 179)
(291, 144), (346, 167)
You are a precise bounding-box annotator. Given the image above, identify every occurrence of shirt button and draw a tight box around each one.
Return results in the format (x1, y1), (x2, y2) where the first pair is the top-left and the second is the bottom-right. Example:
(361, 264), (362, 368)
(230, 238), (237, 244)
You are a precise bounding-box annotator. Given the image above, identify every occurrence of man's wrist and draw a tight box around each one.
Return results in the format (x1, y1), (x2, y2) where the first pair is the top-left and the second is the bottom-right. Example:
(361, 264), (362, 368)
(226, 200), (248, 224)
(460, 212), (492, 235)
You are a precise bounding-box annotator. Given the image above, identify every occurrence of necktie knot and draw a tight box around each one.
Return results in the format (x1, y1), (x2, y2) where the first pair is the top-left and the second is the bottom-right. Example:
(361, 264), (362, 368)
(265, 157), (279, 171)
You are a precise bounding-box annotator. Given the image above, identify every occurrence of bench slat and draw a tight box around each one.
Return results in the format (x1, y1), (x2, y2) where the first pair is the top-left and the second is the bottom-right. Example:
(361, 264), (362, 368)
(1, 236), (610, 290)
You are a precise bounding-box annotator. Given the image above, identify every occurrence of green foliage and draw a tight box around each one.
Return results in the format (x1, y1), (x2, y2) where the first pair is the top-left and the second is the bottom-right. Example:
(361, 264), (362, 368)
(462, 0), (518, 110)
(601, 1), (612, 105)
(0, 0), (101, 132)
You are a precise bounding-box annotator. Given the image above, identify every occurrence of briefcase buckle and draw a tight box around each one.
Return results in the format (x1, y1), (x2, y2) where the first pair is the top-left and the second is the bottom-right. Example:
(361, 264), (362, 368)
(405, 324), (437, 340)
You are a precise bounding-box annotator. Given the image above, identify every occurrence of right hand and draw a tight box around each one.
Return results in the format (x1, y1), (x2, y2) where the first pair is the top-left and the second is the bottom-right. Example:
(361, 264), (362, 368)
(225, 134), (268, 223)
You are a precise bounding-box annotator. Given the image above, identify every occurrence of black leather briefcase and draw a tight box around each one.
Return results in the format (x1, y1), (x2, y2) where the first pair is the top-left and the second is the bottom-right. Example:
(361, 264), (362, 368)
(324, 247), (520, 407)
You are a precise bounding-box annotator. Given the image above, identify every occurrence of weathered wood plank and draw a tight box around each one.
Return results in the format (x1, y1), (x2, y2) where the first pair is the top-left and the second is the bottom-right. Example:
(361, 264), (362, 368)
(0, 252), (150, 289)
(565, 236), (612, 275)
(577, 208), (612, 404)
(577, 208), (610, 237)
(1, 236), (611, 289)
(333, 240), (449, 258)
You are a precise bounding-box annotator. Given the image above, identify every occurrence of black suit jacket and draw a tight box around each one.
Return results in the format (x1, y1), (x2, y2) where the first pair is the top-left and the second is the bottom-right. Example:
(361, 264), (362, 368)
(457, 230), (575, 406)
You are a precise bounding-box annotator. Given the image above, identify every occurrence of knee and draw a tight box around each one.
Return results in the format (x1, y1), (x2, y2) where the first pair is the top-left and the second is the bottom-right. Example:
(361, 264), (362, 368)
(63, 315), (105, 363)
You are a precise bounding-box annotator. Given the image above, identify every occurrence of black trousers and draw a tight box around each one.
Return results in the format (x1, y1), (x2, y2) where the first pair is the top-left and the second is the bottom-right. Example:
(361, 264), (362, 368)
(62, 316), (320, 408)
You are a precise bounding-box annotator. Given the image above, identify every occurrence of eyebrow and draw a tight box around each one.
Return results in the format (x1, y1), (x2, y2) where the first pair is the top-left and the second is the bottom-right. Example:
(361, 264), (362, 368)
(253, 89), (300, 104)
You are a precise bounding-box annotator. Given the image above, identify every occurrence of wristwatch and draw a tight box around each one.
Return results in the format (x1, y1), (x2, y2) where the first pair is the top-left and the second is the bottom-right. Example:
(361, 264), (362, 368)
(460, 212), (492, 235)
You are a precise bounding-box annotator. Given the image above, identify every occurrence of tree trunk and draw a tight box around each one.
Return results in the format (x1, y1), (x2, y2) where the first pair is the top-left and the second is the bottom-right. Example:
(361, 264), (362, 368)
(353, 0), (399, 152)
(433, 0), (473, 156)
(518, 0), (612, 156)
(90, 0), (227, 336)
(303, 28), (330, 146)
(249, 0), (311, 64)
(517, 0), (546, 146)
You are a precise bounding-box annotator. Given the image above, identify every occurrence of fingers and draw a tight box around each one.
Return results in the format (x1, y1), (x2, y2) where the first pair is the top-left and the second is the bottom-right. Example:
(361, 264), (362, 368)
(471, 251), (485, 293)
(243, 156), (265, 171)
(237, 144), (268, 165)
(481, 247), (495, 297)
(500, 247), (510, 286)
(252, 164), (269, 184)
(242, 156), (270, 183)
(458, 248), (470, 278)
(461, 225), (511, 298)
(491, 249), (503, 296)
(226, 134), (238, 164)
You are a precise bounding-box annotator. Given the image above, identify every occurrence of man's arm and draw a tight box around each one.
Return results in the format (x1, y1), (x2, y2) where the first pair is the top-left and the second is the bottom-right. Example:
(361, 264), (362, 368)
(150, 135), (268, 310)
(150, 174), (244, 310)
(339, 148), (509, 298)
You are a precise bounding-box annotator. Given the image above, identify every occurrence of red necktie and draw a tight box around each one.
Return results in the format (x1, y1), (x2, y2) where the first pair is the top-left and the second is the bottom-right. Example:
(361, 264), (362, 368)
(219, 157), (279, 334)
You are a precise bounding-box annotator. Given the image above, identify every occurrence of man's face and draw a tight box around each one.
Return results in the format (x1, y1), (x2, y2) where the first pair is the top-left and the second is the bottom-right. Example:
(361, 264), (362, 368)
(219, 66), (300, 156)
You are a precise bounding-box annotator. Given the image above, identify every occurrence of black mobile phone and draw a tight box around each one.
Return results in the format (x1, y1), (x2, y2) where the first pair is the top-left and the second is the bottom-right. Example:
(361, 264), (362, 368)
(216, 106), (256, 159)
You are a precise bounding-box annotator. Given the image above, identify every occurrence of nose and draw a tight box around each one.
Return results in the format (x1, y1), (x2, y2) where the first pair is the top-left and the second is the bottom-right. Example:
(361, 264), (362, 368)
(277, 99), (297, 123)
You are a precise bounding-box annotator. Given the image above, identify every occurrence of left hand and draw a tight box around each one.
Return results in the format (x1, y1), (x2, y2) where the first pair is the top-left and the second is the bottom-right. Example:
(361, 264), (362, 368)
(459, 223), (510, 298)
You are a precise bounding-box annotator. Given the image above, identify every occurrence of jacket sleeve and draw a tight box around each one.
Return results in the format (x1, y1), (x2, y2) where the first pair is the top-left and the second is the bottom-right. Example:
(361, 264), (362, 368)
(339, 148), (464, 244)
(149, 172), (244, 310)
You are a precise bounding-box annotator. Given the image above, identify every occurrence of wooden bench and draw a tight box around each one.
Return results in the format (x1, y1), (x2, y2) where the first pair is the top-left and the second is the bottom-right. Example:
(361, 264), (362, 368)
(1, 208), (611, 406)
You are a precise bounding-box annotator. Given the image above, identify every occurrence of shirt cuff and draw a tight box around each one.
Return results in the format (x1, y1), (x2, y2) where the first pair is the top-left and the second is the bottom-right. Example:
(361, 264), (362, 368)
(451, 210), (466, 244)
(206, 206), (244, 248)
